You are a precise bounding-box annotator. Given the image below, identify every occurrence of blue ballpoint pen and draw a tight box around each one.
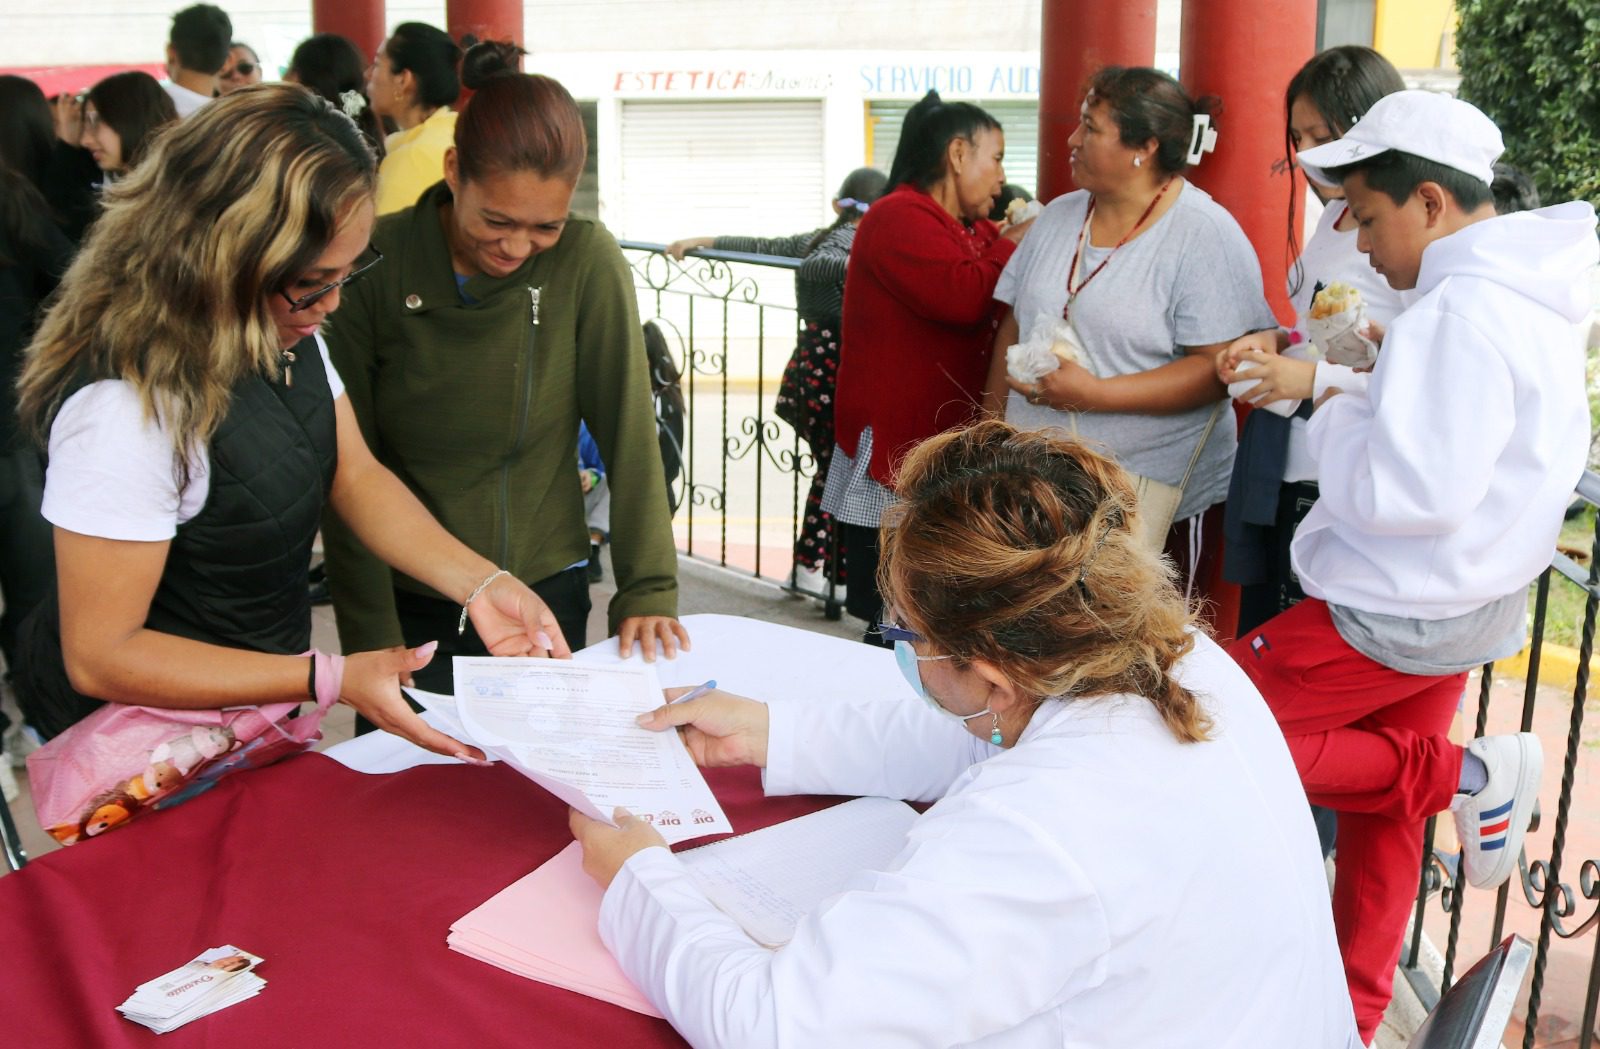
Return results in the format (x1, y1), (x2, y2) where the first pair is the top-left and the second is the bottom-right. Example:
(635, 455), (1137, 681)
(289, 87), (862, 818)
(668, 679), (717, 704)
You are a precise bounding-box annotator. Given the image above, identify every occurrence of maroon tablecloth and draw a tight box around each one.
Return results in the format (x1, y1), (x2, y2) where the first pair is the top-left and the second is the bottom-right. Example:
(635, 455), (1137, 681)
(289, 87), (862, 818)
(0, 753), (836, 1047)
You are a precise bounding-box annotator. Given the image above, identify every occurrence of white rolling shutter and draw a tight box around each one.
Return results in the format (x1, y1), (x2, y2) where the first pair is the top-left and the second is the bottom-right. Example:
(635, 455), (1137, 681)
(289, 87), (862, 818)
(868, 99), (1040, 198)
(619, 100), (828, 243)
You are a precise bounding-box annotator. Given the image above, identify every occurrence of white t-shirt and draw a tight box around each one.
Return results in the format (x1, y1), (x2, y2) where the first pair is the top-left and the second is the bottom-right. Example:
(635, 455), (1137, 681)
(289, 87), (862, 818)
(158, 79), (213, 119)
(41, 337), (344, 542)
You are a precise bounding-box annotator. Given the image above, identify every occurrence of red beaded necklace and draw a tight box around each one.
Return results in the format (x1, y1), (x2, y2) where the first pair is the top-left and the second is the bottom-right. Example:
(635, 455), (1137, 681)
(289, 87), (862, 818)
(1062, 178), (1176, 324)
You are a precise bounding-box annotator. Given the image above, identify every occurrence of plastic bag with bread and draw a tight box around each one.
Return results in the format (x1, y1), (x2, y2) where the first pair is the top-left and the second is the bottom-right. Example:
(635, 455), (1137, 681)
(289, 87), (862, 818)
(1306, 281), (1379, 368)
(1006, 312), (1095, 385)
(1004, 198), (1043, 226)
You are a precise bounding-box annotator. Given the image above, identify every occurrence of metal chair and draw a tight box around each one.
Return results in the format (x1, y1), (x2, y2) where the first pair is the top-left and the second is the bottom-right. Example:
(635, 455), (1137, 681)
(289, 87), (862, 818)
(1410, 934), (1532, 1049)
(2, 791), (28, 871)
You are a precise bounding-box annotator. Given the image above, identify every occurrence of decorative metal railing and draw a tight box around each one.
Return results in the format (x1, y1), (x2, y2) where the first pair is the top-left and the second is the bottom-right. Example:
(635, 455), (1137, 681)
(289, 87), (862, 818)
(619, 242), (842, 619)
(1401, 469), (1600, 1047)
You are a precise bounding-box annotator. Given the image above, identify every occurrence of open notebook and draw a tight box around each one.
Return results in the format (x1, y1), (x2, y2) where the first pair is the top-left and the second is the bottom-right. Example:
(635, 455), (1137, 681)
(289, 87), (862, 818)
(448, 796), (918, 1015)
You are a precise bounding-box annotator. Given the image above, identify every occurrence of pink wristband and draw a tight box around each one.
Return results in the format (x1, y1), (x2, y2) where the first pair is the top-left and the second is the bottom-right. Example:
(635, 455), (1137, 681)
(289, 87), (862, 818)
(311, 650), (346, 712)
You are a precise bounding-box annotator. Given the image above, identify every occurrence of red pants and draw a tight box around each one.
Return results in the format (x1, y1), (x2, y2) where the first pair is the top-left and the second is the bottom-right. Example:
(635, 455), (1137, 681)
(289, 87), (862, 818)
(1229, 598), (1465, 1041)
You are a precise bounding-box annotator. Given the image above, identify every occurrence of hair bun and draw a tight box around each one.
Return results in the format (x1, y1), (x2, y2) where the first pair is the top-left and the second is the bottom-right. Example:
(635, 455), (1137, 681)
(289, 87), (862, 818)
(460, 39), (528, 90)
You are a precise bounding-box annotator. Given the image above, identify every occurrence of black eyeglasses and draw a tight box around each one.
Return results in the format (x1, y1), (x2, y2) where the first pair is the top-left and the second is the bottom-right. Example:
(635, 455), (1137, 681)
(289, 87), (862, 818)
(279, 246), (384, 313)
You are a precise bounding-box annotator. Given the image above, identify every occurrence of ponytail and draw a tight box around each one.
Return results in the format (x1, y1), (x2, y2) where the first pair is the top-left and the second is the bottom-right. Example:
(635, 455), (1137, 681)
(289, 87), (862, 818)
(887, 90), (1001, 193)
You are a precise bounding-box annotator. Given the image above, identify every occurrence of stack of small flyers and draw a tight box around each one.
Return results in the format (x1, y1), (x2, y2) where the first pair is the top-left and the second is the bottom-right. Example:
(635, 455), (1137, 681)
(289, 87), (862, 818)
(116, 946), (266, 1033)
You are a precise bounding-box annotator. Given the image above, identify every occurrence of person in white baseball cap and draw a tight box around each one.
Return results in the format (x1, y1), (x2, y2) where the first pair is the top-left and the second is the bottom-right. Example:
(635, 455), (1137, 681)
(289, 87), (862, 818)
(1295, 88), (1502, 190)
(1228, 85), (1599, 1045)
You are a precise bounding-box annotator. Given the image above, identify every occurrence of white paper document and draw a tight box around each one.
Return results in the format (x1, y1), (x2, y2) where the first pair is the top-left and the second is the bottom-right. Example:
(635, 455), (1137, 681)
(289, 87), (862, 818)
(406, 659), (730, 844)
(680, 796), (918, 947)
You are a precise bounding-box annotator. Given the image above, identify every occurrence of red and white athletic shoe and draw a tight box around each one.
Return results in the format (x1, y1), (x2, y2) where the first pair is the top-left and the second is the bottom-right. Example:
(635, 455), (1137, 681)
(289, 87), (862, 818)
(1451, 733), (1543, 889)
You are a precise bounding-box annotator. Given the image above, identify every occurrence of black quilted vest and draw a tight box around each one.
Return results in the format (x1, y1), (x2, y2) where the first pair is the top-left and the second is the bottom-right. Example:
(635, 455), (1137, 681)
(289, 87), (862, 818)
(16, 337), (337, 737)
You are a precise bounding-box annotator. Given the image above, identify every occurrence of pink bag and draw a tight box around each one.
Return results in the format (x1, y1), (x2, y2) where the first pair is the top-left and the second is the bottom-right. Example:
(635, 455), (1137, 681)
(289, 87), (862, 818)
(26, 653), (344, 845)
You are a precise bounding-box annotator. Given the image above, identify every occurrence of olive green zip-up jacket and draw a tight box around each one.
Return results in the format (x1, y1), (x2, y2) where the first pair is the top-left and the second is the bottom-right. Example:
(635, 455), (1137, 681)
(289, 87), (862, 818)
(321, 182), (677, 652)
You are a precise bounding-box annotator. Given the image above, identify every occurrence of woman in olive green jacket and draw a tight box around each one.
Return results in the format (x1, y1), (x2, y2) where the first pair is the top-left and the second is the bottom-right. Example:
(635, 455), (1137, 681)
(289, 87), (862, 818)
(322, 69), (685, 696)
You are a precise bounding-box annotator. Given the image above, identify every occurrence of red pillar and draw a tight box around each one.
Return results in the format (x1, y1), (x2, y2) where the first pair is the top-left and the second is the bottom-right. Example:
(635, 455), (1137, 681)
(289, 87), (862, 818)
(311, 0), (385, 63)
(1179, 0), (1317, 326)
(1037, 0), (1157, 203)
(447, 0), (525, 48)
(1180, 0), (1317, 643)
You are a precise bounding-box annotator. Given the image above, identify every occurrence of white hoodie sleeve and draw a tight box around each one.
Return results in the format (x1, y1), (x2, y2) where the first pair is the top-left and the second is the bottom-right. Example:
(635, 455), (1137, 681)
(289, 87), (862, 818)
(1307, 307), (1515, 536)
(1312, 361), (1370, 402)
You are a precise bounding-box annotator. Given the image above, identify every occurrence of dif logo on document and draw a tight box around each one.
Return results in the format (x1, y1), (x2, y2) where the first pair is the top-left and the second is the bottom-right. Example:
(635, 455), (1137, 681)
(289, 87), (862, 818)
(637, 809), (718, 827)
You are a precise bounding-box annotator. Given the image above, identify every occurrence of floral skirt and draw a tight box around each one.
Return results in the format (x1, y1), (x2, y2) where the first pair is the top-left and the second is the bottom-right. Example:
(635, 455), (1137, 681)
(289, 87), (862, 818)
(776, 321), (845, 581)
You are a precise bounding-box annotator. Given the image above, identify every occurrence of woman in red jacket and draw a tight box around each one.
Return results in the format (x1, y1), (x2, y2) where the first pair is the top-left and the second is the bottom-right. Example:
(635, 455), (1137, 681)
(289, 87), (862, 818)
(821, 91), (1031, 641)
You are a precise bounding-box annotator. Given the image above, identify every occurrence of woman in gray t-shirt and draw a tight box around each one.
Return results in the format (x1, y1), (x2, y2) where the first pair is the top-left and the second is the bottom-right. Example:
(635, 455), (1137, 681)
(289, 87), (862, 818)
(983, 68), (1275, 594)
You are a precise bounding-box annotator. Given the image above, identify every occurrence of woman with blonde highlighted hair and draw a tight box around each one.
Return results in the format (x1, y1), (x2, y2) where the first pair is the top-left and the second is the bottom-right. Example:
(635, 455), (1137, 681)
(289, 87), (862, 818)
(13, 83), (569, 758)
(572, 420), (1359, 1047)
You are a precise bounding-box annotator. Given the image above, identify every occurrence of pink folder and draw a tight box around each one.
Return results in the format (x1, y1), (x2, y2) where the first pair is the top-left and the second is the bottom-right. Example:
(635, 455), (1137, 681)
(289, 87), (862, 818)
(448, 842), (664, 1018)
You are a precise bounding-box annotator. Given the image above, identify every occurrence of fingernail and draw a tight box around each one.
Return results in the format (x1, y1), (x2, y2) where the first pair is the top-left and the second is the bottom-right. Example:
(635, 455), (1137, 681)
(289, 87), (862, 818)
(416, 640), (439, 659)
(534, 631), (553, 650)
(635, 712), (653, 726)
(453, 752), (492, 768)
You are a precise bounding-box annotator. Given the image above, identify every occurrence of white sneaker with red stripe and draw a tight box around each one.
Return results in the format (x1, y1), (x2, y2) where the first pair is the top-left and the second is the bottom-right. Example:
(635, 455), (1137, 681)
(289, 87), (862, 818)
(1451, 733), (1543, 889)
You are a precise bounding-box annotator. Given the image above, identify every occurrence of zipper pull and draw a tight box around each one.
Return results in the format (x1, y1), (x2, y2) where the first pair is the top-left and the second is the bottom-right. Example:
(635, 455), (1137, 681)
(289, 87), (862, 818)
(528, 286), (541, 326)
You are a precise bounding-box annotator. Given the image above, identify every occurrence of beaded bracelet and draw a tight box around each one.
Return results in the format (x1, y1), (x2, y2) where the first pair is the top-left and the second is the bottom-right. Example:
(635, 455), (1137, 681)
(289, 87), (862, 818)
(458, 568), (511, 636)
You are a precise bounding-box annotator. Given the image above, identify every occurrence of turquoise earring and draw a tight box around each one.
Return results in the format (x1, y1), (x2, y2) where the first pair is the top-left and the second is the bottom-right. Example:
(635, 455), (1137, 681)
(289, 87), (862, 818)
(989, 713), (1003, 746)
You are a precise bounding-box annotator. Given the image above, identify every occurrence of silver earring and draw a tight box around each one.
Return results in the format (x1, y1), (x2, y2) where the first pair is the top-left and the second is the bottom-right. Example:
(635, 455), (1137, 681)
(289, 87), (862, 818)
(1133, 156), (1142, 167)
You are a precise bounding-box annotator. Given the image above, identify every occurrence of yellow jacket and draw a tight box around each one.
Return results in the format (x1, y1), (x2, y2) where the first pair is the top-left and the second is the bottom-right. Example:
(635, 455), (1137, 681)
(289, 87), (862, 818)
(374, 108), (458, 216)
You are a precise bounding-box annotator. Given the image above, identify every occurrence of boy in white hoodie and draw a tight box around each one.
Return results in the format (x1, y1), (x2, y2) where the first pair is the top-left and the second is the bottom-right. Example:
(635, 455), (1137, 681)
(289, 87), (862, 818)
(1227, 90), (1598, 1043)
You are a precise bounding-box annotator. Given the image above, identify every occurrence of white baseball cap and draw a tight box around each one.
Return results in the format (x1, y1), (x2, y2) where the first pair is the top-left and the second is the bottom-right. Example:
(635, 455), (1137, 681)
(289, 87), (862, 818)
(1296, 89), (1504, 189)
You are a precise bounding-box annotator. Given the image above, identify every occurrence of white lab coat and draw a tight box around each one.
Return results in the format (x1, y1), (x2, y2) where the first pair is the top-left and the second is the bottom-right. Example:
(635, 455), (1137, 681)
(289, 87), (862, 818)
(1292, 202), (1599, 619)
(598, 635), (1359, 1048)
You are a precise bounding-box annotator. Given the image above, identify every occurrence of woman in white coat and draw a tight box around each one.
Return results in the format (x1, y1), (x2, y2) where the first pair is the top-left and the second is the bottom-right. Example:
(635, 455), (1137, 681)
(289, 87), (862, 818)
(571, 421), (1359, 1048)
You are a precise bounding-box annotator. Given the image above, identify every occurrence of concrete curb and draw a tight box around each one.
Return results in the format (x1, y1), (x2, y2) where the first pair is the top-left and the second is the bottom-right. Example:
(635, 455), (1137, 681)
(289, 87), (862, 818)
(1494, 640), (1593, 690)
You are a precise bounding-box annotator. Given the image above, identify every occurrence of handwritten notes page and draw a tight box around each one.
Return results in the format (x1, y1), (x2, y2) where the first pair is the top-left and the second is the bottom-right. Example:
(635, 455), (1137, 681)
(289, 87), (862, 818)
(433, 659), (730, 844)
(680, 796), (917, 947)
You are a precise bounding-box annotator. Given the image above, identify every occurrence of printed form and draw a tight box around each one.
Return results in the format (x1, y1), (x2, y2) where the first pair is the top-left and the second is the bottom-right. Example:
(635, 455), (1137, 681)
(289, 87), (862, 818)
(409, 659), (730, 844)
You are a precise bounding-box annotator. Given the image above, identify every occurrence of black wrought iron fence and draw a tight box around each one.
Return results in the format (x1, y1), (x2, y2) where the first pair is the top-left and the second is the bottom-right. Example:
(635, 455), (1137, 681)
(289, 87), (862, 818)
(1402, 470), (1600, 1047)
(619, 242), (842, 619)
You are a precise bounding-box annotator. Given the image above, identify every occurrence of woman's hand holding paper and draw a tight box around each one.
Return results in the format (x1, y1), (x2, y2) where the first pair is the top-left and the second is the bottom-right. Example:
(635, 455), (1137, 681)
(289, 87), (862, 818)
(342, 644), (489, 763)
(570, 807), (669, 889)
(637, 689), (770, 769)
